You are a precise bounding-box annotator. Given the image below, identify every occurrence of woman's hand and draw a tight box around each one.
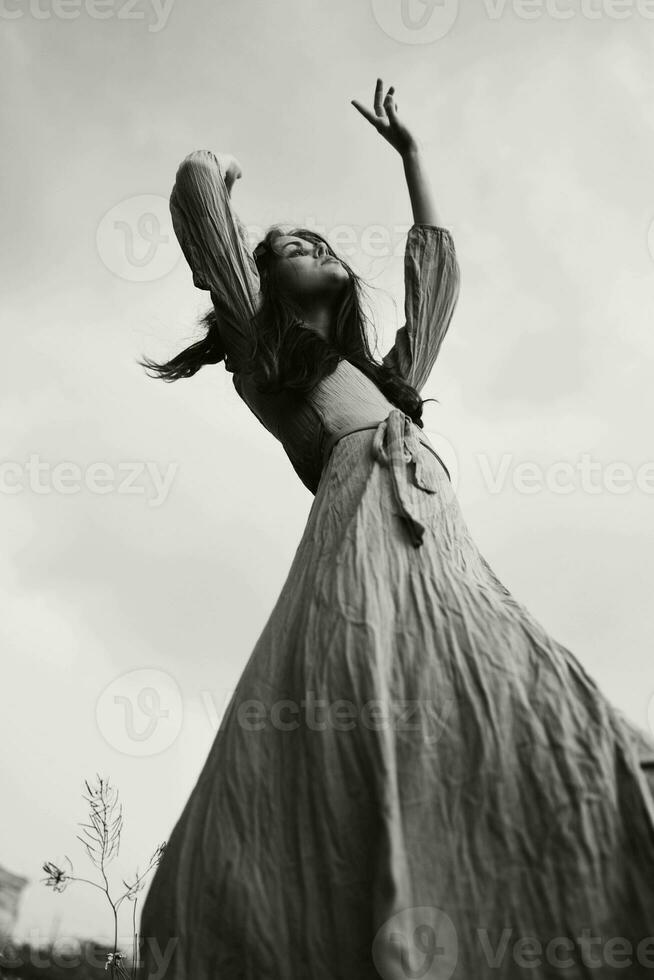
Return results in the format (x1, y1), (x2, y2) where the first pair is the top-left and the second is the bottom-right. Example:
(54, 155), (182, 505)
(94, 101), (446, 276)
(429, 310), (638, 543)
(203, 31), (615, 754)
(351, 78), (418, 158)
(352, 79), (440, 225)
(215, 153), (242, 195)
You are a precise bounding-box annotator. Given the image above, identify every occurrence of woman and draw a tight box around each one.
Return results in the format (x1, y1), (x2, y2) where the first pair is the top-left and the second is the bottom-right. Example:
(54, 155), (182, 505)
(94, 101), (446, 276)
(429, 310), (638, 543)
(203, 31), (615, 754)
(138, 80), (654, 980)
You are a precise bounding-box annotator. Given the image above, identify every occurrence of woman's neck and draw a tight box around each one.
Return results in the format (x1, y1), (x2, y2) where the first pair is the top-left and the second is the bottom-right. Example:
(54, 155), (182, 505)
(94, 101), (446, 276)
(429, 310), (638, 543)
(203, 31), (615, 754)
(298, 304), (334, 343)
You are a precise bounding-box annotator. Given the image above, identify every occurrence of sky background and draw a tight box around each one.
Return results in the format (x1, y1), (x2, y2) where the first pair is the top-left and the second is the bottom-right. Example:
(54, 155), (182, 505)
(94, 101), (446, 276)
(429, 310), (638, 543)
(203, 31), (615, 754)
(2, 0), (654, 948)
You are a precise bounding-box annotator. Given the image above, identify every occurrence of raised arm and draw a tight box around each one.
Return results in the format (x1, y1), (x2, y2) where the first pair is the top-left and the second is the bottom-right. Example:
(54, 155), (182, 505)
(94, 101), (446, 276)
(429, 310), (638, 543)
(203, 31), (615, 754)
(352, 77), (439, 226)
(169, 149), (262, 373)
(401, 148), (440, 227)
(381, 224), (459, 392)
(351, 78), (460, 392)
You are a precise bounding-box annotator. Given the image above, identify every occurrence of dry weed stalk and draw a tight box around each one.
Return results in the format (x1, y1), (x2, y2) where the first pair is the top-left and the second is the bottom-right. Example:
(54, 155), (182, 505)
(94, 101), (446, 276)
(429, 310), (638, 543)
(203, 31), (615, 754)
(42, 775), (165, 980)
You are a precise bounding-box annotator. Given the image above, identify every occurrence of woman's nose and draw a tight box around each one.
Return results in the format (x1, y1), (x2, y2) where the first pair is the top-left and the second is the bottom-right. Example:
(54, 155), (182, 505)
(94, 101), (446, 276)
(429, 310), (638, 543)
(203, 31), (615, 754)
(314, 242), (327, 259)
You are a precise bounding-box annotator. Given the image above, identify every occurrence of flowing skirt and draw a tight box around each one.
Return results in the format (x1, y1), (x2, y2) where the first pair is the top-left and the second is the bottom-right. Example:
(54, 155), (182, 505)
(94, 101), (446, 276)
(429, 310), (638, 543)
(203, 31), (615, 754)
(140, 422), (654, 980)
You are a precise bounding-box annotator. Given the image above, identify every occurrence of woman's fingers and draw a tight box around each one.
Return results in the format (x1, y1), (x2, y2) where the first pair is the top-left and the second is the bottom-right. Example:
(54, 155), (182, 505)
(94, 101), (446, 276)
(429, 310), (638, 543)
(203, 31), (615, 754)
(352, 80), (395, 117)
(352, 80), (399, 136)
(373, 77), (385, 117)
(351, 99), (382, 128)
(215, 153), (242, 186)
(352, 79), (413, 155)
(384, 88), (399, 125)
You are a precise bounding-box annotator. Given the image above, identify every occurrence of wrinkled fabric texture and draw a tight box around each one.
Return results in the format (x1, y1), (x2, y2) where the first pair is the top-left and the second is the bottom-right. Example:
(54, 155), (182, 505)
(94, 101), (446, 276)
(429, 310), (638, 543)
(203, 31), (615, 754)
(140, 150), (654, 980)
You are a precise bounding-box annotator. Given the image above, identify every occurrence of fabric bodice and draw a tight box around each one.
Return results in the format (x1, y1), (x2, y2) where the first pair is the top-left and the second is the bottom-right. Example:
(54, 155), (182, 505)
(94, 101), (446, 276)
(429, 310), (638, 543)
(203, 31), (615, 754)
(234, 358), (400, 494)
(168, 149), (461, 495)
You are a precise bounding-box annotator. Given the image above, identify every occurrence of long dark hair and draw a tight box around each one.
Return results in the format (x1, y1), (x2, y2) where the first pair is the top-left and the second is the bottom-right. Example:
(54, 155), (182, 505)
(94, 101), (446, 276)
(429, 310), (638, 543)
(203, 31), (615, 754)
(139, 226), (436, 427)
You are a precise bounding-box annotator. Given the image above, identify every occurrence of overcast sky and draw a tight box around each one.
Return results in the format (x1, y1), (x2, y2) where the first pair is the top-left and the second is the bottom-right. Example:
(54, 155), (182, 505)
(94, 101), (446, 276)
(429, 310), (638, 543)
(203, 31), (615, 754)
(2, 0), (654, 947)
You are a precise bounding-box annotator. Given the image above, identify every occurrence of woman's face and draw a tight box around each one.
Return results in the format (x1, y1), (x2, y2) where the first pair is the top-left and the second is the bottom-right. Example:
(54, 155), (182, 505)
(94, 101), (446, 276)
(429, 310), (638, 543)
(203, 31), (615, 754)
(271, 234), (350, 304)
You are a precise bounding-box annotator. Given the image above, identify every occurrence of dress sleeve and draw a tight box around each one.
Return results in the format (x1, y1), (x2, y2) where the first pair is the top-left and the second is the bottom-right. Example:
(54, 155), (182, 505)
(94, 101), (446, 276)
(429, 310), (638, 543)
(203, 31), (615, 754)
(169, 149), (262, 373)
(382, 224), (460, 394)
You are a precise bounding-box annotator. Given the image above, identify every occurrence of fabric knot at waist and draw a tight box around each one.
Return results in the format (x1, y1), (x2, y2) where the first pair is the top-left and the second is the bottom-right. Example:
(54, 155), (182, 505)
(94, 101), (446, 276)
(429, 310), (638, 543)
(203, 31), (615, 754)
(321, 407), (451, 549)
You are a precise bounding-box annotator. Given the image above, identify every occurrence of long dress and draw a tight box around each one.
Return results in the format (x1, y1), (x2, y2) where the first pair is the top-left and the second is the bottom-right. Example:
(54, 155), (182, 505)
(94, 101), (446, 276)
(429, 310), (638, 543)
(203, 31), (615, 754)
(139, 150), (654, 980)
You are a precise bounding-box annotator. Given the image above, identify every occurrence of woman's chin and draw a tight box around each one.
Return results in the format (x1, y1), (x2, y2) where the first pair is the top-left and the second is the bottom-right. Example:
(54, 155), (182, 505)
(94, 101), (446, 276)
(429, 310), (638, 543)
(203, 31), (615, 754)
(326, 267), (350, 287)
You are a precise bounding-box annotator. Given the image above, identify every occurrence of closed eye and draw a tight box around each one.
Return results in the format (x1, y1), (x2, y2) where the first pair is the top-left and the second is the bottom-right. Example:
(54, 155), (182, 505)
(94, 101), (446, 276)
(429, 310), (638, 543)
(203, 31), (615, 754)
(282, 240), (311, 257)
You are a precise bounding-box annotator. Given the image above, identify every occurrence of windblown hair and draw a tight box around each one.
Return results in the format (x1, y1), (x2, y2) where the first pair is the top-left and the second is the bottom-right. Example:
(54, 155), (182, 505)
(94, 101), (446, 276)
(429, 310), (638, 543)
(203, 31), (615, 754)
(139, 226), (436, 428)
